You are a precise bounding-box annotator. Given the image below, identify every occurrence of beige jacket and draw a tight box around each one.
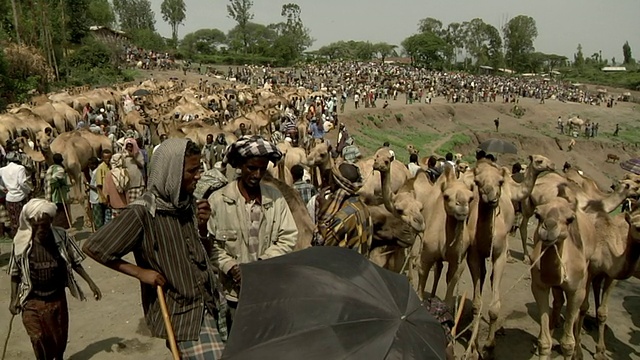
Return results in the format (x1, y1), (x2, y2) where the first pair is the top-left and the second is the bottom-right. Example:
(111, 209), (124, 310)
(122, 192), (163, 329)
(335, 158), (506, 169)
(208, 180), (298, 298)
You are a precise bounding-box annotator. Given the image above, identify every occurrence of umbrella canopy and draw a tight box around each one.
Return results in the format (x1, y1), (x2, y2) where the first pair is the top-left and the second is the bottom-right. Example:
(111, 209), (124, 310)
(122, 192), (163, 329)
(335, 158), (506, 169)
(224, 88), (237, 95)
(621, 158), (640, 175)
(222, 247), (447, 360)
(478, 138), (518, 154)
(132, 88), (151, 97)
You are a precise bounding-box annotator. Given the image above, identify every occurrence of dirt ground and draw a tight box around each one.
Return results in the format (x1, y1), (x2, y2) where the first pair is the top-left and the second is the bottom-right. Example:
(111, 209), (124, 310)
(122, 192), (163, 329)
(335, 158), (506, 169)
(0, 69), (639, 359)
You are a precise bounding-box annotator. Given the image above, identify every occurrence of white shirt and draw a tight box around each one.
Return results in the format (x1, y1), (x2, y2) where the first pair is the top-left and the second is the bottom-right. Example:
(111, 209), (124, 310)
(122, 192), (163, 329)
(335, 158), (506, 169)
(89, 168), (99, 204)
(408, 163), (421, 177)
(0, 162), (31, 202)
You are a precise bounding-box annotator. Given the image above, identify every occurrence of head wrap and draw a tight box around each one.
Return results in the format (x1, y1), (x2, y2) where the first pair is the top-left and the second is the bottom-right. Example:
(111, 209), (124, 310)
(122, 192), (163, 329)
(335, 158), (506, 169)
(110, 153), (129, 193)
(13, 199), (58, 256)
(132, 138), (193, 217)
(222, 135), (282, 169)
(123, 138), (140, 155)
(5, 151), (20, 164)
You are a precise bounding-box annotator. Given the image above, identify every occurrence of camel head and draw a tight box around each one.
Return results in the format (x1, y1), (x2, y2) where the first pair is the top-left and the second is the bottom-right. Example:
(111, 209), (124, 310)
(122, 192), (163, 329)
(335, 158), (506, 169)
(373, 147), (394, 173)
(390, 191), (425, 233)
(527, 154), (555, 174)
(534, 197), (577, 247)
(306, 142), (330, 167)
(456, 161), (470, 176)
(406, 144), (419, 155)
(441, 165), (474, 221)
(473, 160), (508, 207)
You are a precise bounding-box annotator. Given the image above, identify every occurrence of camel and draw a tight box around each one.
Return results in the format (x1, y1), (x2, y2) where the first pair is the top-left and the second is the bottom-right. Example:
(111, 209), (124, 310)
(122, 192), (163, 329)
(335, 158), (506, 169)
(358, 147), (411, 205)
(530, 193), (594, 360)
(276, 141), (307, 171)
(567, 116), (587, 132)
(464, 155), (555, 358)
(456, 161), (470, 177)
(519, 171), (639, 263)
(406, 144), (419, 155)
(412, 164), (475, 308)
(567, 201), (640, 359)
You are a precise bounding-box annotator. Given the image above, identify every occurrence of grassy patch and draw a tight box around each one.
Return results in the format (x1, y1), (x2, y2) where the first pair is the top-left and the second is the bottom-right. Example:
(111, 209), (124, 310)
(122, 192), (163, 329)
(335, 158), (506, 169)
(603, 125), (640, 145)
(435, 134), (472, 155)
(355, 126), (439, 162)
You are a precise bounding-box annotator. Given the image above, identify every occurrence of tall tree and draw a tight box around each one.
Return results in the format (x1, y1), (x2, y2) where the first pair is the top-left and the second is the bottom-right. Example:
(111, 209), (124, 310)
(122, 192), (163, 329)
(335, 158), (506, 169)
(502, 15), (538, 71)
(574, 43), (584, 67)
(227, 0), (254, 53)
(623, 41), (633, 64)
(66, 0), (90, 44)
(270, 3), (313, 63)
(462, 18), (502, 68)
(373, 42), (397, 63)
(402, 32), (448, 68)
(180, 28), (226, 56)
(417, 17), (444, 36)
(113, 0), (156, 32)
(87, 0), (116, 27)
(226, 22), (275, 55)
(161, 0), (186, 46)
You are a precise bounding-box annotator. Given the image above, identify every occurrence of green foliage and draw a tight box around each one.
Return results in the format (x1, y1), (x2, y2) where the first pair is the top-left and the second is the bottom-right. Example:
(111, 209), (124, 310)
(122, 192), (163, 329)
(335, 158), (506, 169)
(623, 41), (634, 64)
(130, 28), (167, 51)
(179, 28), (226, 57)
(401, 32), (448, 69)
(561, 65), (640, 90)
(227, 0), (254, 53)
(87, 0), (116, 27)
(269, 3), (313, 64)
(60, 39), (133, 86)
(574, 43), (585, 67)
(0, 47), (13, 110)
(463, 18), (503, 69)
(112, 0), (156, 32)
(317, 41), (378, 61)
(503, 15), (538, 72)
(226, 22), (277, 55)
(161, 0), (186, 46)
(435, 134), (472, 156)
(66, 0), (90, 44)
(357, 125), (440, 162)
(418, 17), (445, 36)
(193, 53), (284, 67)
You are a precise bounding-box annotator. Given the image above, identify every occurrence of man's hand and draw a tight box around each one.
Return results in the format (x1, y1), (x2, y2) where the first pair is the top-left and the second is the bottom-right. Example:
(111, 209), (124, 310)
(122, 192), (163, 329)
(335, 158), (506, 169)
(9, 300), (20, 315)
(137, 269), (167, 287)
(90, 283), (102, 301)
(228, 265), (241, 283)
(196, 200), (211, 234)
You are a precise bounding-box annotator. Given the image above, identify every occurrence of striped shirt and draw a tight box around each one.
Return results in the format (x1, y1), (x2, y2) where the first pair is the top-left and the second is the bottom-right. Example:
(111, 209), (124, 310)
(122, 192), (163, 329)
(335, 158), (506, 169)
(342, 145), (361, 164)
(317, 196), (373, 256)
(44, 164), (70, 204)
(8, 227), (86, 307)
(83, 204), (227, 342)
(292, 180), (317, 205)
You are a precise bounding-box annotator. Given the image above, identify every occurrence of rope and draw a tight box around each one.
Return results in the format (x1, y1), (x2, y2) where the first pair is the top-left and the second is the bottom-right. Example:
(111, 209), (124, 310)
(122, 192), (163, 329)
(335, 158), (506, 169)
(1, 315), (15, 360)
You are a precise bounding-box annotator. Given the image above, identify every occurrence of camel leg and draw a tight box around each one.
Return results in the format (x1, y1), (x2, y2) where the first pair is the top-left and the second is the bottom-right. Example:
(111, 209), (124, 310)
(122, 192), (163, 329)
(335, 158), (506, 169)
(466, 249), (487, 357)
(550, 287), (566, 330)
(483, 250), (508, 356)
(430, 261), (443, 298)
(594, 277), (615, 360)
(408, 240), (424, 294)
(532, 281), (552, 360)
(574, 276), (592, 360)
(560, 287), (586, 360)
(444, 259), (465, 309)
(418, 258), (436, 300)
(519, 213), (532, 264)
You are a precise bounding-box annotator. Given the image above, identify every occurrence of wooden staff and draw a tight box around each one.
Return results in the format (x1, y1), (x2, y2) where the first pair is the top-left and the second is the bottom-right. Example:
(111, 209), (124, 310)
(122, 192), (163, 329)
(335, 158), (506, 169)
(157, 286), (180, 360)
(451, 291), (467, 339)
(1, 315), (15, 360)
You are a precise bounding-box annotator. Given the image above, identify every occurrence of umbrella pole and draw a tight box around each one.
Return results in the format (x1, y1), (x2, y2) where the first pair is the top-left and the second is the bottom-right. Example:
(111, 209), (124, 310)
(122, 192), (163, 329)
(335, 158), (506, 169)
(157, 286), (180, 360)
(451, 291), (467, 338)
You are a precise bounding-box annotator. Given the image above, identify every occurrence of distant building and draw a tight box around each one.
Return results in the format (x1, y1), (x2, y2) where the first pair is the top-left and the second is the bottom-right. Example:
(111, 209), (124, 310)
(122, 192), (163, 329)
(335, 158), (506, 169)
(88, 26), (130, 45)
(601, 66), (627, 72)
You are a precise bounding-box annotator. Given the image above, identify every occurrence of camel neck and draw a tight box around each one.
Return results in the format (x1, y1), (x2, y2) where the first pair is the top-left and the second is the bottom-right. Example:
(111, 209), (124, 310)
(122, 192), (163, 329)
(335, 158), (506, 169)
(539, 242), (566, 286)
(445, 216), (465, 246)
(621, 235), (640, 278)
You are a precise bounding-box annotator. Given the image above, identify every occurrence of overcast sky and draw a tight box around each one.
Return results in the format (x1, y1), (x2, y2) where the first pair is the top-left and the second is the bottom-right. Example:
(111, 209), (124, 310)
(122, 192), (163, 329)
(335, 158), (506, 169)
(149, 0), (639, 62)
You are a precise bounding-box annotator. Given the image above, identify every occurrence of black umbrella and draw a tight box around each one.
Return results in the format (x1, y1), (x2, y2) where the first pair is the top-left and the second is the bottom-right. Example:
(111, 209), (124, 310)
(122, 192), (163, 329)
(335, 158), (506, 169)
(132, 89), (151, 97)
(478, 138), (518, 154)
(621, 158), (640, 175)
(224, 88), (237, 95)
(222, 247), (447, 360)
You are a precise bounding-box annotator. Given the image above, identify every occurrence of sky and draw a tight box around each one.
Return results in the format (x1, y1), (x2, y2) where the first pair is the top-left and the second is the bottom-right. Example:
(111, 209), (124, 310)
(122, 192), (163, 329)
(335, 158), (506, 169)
(149, 0), (639, 62)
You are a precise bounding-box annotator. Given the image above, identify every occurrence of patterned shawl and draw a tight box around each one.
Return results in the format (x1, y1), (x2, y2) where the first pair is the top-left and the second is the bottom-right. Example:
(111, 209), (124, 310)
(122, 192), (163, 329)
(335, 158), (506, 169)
(222, 135), (282, 168)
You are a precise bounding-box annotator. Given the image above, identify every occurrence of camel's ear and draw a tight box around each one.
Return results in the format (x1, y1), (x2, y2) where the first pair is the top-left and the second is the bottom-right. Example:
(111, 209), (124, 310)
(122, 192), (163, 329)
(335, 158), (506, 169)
(528, 155), (533, 162)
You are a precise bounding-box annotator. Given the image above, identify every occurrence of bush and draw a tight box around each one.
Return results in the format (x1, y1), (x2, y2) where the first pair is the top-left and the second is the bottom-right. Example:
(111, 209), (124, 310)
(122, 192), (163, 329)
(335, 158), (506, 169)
(191, 54), (286, 67)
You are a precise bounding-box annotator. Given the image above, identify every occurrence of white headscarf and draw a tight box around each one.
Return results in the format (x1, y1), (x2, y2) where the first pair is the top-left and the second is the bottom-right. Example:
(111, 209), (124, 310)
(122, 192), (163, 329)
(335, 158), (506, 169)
(13, 199), (58, 256)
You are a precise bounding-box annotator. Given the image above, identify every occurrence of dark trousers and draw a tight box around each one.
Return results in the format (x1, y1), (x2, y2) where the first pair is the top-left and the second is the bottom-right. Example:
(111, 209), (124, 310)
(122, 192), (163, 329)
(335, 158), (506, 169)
(53, 203), (69, 229)
(22, 292), (69, 360)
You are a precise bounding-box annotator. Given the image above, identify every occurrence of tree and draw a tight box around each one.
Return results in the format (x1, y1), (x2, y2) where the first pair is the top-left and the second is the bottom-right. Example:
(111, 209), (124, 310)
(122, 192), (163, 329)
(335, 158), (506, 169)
(113, 0), (156, 32)
(574, 43), (584, 67)
(317, 41), (352, 60)
(226, 22), (276, 55)
(623, 41), (633, 64)
(180, 28), (226, 56)
(417, 17), (444, 36)
(65, 0), (90, 44)
(443, 22), (465, 64)
(87, 0), (116, 28)
(402, 32), (448, 68)
(462, 18), (502, 69)
(502, 15), (538, 71)
(270, 3), (313, 63)
(130, 28), (166, 50)
(227, 0), (254, 53)
(373, 42), (397, 62)
(161, 0), (186, 47)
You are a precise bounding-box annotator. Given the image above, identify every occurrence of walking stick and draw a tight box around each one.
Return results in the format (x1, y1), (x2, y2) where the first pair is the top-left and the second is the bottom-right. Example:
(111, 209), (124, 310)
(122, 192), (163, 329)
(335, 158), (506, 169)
(157, 286), (180, 360)
(60, 196), (73, 231)
(1, 315), (15, 360)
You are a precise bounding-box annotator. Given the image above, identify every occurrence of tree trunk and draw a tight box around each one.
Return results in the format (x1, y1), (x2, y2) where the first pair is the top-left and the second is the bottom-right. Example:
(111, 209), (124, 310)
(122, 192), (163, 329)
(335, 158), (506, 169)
(10, 0), (21, 45)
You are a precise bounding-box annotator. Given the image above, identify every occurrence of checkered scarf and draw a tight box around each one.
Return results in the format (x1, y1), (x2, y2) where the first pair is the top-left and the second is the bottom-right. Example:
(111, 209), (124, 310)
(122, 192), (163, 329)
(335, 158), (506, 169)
(317, 163), (363, 223)
(222, 135), (282, 168)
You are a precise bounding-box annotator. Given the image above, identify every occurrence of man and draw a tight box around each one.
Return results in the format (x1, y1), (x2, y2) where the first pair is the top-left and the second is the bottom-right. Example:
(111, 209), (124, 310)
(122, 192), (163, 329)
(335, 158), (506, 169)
(44, 154), (71, 229)
(382, 142), (395, 160)
(0, 151), (32, 236)
(234, 123), (248, 139)
(408, 154), (421, 178)
(93, 149), (112, 228)
(342, 137), (362, 164)
(84, 139), (228, 359)
(314, 162), (372, 255)
(202, 134), (215, 171)
(208, 135), (297, 323)
(9, 198), (101, 360)
(212, 134), (228, 165)
(291, 164), (317, 205)
(494, 117), (500, 132)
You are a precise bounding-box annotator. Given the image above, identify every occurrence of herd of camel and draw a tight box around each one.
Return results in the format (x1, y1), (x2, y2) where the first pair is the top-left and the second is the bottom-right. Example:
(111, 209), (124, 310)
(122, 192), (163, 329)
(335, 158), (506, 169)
(1, 79), (639, 360)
